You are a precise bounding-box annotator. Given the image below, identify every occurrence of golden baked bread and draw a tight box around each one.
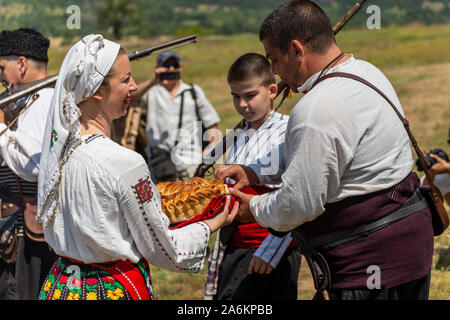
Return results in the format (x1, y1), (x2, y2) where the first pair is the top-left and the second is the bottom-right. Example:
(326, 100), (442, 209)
(156, 177), (229, 224)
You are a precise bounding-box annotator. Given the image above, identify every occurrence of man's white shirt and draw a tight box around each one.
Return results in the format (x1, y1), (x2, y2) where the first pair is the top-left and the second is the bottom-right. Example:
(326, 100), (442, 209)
(249, 56), (413, 232)
(0, 87), (53, 181)
(143, 80), (220, 171)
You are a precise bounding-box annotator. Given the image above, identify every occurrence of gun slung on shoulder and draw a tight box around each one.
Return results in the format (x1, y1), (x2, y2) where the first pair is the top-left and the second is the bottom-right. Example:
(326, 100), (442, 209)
(0, 35), (198, 109)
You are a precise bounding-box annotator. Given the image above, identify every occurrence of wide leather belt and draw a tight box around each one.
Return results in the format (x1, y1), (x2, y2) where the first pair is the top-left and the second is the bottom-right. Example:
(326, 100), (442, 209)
(0, 194), (44, 241)
(303, 189), (427, 249)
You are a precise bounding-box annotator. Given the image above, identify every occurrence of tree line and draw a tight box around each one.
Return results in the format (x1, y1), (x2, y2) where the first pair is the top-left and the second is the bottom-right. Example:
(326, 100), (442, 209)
(0, 0), (448, 40)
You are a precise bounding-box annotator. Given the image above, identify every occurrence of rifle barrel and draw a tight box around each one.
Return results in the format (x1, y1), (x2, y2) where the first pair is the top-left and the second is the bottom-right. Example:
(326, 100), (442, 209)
(0, 35), (198, 108)
(127, 34), (197, 61)
(333, 0), (368, 34)
(0, 75), (58, 108)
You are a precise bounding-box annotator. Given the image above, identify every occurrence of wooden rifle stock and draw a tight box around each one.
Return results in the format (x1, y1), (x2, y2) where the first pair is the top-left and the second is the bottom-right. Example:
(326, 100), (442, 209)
(121, 102), (144, 150)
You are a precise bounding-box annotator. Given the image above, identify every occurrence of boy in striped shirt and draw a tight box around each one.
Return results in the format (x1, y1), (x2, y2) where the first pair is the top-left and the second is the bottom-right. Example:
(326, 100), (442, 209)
(205, 53), (301, 300)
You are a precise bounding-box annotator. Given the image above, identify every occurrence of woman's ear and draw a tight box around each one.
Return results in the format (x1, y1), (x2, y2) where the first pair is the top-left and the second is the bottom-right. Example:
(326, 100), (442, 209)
(92, 86), (105, 102)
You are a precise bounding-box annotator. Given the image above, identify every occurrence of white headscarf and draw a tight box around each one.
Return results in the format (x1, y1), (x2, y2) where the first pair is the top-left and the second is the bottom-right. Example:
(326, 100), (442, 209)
(37, 34), (120, 226)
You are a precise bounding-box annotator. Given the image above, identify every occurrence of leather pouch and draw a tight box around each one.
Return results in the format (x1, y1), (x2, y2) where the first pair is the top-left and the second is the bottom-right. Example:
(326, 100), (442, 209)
(419, 185), (449, 236)
(0, 213), (18, 263)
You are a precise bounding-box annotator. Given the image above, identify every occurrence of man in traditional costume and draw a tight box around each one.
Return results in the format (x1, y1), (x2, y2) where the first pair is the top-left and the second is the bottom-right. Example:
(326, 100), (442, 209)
(215, 0), (434, 300)
(0, 28), (57, 300)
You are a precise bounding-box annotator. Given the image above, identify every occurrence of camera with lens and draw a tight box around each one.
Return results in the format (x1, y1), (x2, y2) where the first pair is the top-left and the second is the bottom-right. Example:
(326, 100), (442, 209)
(416, 148), (449, 171)
(160, 71), (180, 81)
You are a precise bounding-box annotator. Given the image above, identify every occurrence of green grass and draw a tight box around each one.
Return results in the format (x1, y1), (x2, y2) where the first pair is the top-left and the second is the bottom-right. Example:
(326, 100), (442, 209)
(45, 23), (450, 300)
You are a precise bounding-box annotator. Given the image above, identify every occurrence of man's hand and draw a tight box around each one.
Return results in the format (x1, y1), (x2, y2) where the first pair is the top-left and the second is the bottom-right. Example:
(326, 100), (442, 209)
(214, 164), (259, 190)
(248, 256), (273, 275)
(229, 187), (256, 224)
(0, 108), (4, 123)
(429, 154), (450, 175)
(131, 66), (169, 102)
(151, 66), (168, 85)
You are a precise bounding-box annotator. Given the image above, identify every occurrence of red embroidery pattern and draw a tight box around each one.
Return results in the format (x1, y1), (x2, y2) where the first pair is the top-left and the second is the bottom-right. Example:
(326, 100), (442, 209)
(132, 177), (153, 204)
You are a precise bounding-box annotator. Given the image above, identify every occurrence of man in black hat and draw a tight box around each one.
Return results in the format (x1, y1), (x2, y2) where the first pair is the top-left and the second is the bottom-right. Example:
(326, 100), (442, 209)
(132, 51), (220, 182)
(0, 28), (57, 300)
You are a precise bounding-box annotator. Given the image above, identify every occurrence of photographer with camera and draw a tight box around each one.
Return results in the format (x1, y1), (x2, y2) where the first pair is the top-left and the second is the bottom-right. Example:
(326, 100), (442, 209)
(132, 51), (220, 182)
(420, 128), (450, 204)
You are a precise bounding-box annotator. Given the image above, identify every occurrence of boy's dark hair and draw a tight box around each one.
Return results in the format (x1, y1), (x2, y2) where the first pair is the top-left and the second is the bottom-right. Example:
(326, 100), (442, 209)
(227, 53), (276, 86)
(259, 0), (335, 54)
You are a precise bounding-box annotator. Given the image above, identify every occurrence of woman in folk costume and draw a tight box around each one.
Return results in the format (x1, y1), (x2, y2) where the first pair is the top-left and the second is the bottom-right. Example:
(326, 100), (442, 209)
(37, 34), (238, 300)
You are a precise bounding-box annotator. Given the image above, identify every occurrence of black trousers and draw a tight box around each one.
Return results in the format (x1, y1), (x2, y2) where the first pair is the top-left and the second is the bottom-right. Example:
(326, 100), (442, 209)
(328, 272), (431, 300)
(0, 235), (57, 300)
(215, 246), (302, 300)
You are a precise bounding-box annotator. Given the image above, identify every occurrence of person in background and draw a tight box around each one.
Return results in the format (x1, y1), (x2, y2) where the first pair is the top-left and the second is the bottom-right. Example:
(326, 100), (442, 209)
(132, 51), (220, 182)
(421, 127), (450, 204)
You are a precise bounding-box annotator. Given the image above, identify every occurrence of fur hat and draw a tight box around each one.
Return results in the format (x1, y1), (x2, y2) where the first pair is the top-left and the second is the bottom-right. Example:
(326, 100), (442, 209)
(0, 28), (50, 62)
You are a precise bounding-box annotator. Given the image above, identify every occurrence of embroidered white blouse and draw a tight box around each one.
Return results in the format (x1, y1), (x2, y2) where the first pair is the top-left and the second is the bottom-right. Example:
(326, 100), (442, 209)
(42, 134), (211, 272)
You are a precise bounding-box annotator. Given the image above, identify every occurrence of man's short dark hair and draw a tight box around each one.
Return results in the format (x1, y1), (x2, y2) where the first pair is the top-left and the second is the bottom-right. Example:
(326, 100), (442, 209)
(227, 53), (276, 87)
(259, 0), (335, 54)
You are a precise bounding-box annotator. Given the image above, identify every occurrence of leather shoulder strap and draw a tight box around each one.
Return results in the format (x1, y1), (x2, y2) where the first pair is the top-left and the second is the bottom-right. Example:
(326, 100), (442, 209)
(189, 84), (202, 122)
(313, 71), (443, 202)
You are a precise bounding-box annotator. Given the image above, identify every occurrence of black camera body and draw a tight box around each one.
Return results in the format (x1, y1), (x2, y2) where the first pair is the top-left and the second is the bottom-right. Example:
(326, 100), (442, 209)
(160, 72), (180, 81)
(416, 148), (449, 171)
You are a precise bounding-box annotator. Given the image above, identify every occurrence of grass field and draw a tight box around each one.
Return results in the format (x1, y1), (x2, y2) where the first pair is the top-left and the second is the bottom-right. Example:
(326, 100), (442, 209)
(46, 23), (450, 300)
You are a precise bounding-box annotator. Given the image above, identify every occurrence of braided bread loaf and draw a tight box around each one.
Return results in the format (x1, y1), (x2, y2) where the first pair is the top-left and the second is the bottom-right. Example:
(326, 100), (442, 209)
(156, 177), (229, 224)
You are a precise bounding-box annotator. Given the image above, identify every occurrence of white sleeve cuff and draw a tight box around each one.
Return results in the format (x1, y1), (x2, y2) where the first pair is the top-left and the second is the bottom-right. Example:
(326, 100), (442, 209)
(254, 232), (292, 268)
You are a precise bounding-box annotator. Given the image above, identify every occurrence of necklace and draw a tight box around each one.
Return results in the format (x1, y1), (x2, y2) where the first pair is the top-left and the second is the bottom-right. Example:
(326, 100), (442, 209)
(311, 52), (346, 89)
(276, 52), (346, 109)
